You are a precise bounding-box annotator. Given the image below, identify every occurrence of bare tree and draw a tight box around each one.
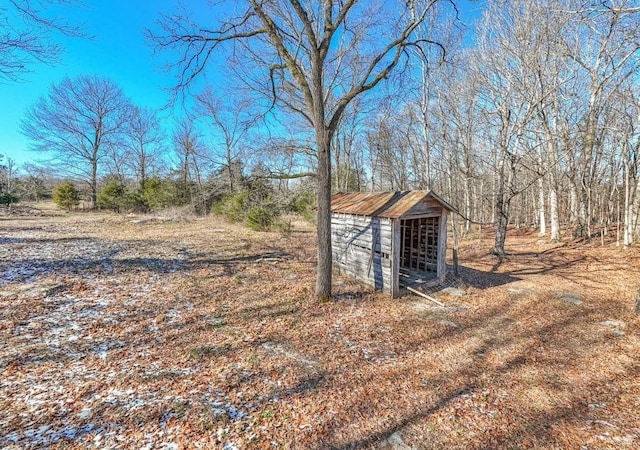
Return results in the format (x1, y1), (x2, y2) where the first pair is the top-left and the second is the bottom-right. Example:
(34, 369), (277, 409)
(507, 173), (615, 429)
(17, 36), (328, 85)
(123, 106), (165, 187)
(562, 0), (640, 238)
(0, 0), (84, 81)
(172, 117), (212, 213)
(0, 154), (16, 195)
(18, 162), (48, 202)
(196, 87), (256, 192)
(21, 75), (131, 206)
(472, 0), (550, 255)
(151, 0), (454, 300)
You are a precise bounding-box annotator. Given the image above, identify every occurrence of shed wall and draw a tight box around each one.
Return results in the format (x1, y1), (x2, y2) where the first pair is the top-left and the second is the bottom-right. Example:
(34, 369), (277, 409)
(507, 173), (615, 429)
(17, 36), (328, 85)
(332, 213), (393, 292)
(402, 200), (444, 219)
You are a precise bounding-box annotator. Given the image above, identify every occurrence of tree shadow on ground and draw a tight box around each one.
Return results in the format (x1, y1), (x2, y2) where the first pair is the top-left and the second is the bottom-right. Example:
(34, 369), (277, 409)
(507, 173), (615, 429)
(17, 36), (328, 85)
(453, 265), (520, 289)
(315, 291), (637, 450)
(0, 233), (294, 283)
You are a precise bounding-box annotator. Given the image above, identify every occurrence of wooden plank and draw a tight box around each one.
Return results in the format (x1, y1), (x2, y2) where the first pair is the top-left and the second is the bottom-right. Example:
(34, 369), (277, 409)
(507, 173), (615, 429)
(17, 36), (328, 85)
(332, 235), (392, 254)
(331, 219), (392, 238)
(333, 236), (391, 259)
(391, 219), (401, 298)
(336, 263), (392, 291)
(337, 261), (392, 280)
(405, 286), (446, 307)
(335, 244), (390, 265)
(367, 221), (379, 277)
(331, 212), (396, 292)
(400, 205), (442, 218)
(331, 214), (392, 229)
(399, 212), (443, 220)
(334, 245), (392, 270)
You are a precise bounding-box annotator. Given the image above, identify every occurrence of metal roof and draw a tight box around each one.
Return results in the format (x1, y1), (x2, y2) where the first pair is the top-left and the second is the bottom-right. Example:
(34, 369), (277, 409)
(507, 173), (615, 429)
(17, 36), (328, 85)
(331, 190), (455, 219)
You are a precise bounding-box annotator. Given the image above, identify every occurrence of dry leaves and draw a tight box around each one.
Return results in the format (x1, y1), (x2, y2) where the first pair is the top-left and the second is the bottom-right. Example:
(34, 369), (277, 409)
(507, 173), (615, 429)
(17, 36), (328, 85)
(1, 212), (639, 449)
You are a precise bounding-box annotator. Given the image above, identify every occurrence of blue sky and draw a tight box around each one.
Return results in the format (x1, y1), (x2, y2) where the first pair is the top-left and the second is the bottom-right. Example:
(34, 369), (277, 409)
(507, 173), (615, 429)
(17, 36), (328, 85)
(1, 0), (486, 168)
(1, 0), (179, 166)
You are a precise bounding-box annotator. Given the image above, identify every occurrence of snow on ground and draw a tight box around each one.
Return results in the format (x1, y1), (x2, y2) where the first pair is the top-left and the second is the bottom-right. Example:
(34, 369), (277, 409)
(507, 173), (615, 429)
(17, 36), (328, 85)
(3, 213), (640, 449)
(0, 217), (241, 449)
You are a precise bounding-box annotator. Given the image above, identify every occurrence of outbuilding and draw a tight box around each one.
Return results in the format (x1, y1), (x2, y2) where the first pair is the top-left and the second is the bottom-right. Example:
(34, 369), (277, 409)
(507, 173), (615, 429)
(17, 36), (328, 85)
(331, 190), (455, 297)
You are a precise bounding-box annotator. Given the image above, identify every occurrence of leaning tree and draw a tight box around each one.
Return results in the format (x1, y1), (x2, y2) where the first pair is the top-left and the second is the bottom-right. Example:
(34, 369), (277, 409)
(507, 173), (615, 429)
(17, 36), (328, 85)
(151, 0), (455, 300)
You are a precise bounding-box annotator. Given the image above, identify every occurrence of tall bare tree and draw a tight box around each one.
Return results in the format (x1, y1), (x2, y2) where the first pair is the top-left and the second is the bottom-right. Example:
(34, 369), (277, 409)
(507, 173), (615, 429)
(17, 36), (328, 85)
(196, 87), (256, 192)
(151, 0), (454, 300)
(172, 117), (213, 213)
(562, 0), (640, 238)
(123, 106), (165, 187)
(0, 154), (16, 196)
(21, 75), (131, 206)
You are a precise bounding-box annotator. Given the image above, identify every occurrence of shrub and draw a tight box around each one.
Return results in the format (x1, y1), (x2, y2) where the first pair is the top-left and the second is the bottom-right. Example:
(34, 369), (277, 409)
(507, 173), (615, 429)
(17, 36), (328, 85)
(212, 191), (248, 223)
(288, 190), (316, 221)
(246, 205), (279, 231)
(122, 190), (147, 213)
(97, 181), (126, 212)
(52, 180), (80, 211)
(141, 177), (174, 211)
(0, 192), (18, 205)
(273, 218), (293, 236)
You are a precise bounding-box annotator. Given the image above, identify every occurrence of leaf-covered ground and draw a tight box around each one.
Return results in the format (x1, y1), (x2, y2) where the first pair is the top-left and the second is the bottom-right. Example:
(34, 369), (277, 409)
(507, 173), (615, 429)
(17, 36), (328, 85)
(1, 210), (639, 449)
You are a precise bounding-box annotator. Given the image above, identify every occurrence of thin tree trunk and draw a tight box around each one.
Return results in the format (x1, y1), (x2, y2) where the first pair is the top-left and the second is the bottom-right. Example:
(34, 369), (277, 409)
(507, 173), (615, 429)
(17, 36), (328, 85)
(624, 158), (631, 246)
(493, 161), (509, 255)
(537, 173), (546, 237)
(549, 182), (561, 241)
(91, 158), (98, 207)
(464, 176), (472, 235)
(316, 131), (333, 301)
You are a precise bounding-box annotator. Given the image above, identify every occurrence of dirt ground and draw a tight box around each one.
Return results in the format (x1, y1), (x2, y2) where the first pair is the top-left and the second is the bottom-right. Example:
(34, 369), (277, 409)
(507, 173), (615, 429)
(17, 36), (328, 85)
(1, 205), (639, 449)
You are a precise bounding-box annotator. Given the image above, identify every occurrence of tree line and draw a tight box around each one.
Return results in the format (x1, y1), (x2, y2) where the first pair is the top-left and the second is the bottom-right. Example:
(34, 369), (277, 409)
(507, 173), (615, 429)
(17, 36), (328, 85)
(4, 0), (640, 300)
(349, 0), (640, 255)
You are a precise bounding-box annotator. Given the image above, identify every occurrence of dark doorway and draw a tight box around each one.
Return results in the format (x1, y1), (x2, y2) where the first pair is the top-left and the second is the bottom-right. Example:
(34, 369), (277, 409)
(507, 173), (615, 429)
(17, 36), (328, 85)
(399, 217), (439, 285)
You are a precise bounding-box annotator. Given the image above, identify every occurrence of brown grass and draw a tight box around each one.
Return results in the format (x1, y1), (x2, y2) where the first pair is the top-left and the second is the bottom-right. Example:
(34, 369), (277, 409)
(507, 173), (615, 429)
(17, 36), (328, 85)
(1, 208), (639, 449)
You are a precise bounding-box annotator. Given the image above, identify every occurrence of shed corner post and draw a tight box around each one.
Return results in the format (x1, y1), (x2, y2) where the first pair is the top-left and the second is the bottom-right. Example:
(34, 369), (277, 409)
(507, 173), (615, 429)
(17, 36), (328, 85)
(391, 218), (401, 298)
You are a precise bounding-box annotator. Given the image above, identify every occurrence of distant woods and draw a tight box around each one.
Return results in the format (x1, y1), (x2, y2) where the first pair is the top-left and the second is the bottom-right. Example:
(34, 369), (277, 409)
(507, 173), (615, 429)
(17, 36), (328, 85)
(6, 0), (640, 257)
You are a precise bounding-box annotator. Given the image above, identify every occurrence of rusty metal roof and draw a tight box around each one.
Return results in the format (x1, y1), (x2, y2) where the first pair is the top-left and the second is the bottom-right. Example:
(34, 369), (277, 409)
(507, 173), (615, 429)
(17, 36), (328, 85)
(331, 190), (455, 218)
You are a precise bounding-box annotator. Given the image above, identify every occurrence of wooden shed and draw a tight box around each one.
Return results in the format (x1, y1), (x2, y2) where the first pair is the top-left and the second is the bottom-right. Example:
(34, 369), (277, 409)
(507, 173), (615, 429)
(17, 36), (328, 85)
(331, 190), (455, 297)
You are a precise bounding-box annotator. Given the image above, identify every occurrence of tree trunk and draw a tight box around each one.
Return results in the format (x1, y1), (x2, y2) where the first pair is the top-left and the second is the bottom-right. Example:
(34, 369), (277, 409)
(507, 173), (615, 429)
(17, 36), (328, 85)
(464, 175), (472, 235)
(568, 180), (579, 236)
(538, 176), (546, 236)
(140, 147), (147, 188)
(316, 131), (333, 301)
(91, 159), (98, 208)
(494, 207), (509, 256)
(549, 182), (561, 241)
(623, 159), (632, 247)
(634, 180), (640, 242)
(493, 168), (509, 256)
(452, 213), (459, 278)
(577, 189), (589, 239)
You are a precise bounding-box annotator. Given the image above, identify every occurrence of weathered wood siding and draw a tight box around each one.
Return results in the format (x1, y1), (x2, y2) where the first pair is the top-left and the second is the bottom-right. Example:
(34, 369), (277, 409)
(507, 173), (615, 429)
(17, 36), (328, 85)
(391, 219), (401, 297)
(401, 198), (444, 219)
(332, 213), (393, 292)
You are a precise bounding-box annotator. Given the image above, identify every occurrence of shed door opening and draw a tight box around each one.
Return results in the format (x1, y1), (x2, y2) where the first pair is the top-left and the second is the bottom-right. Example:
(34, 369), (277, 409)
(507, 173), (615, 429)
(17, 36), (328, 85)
(400, 217), (439, 282)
